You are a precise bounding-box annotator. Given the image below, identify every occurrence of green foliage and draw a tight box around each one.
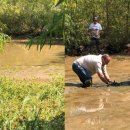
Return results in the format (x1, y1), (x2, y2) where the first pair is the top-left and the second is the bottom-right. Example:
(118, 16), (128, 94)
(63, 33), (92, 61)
(55, 0), (65, 6)
(0, 75), (64, 130)
(0, 33), (10, 52)
(27, 12), (64, 50)
(0, 0), (53, 35)
(0, 0), (130, 53)
(63, 0), (130, 54)
(0, 0), (65, 50)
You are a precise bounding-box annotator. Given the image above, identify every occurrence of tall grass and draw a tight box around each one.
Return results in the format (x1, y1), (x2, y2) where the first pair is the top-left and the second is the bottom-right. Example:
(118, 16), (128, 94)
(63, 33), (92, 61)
(0, 75), (64, 130)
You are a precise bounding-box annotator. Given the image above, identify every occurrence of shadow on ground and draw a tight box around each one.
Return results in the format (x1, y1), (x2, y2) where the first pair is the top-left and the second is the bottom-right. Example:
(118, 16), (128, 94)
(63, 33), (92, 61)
(65, 80), (130, 88)
(120, 80), (130, 86)
(25, 113), (64, 130)
(65, 82), (83, 87)
(1, 113), (64, 130)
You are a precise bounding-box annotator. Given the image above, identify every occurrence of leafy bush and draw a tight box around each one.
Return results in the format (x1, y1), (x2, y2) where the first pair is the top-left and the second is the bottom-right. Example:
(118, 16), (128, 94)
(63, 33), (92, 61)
(0, 75), (64, 130)
(0, 0), (63, 37)
(0, 33), (10, 52)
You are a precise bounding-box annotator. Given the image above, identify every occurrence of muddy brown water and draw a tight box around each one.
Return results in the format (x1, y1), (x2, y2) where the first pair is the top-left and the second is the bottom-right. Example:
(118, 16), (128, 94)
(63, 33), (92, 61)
(0, 39), (64, 81)
(65, 55), (130, 130)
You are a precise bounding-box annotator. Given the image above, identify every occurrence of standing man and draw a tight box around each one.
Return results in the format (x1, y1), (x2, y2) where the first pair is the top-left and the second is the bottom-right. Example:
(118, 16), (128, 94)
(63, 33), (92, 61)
(88, 16), (102, 54)
(72, 54), (113, 87)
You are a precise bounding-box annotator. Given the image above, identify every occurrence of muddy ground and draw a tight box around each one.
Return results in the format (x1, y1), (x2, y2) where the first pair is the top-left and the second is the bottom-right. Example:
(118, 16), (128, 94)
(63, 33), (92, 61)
(0, 39), (64, 82)
(65, 55), (130, 130)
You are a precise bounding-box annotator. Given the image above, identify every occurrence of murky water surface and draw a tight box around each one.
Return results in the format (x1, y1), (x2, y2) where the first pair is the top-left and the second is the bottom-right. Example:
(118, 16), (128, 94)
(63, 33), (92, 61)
(65, 56), (130, 130)
(0, 39), (64, 81)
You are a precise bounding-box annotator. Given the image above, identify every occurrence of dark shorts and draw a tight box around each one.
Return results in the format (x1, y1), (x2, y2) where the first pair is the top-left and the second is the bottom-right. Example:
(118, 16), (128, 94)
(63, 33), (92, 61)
(72, 62), (92, 87)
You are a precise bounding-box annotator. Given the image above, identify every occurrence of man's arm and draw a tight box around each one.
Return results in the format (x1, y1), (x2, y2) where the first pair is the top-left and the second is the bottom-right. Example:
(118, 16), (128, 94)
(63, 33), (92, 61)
(97, 72), (109, 84)
(88, 24), (93, 34)
(102, 70), (110, 82)
(98, 23), (102, 38)
(96, 63), (112, 84)
(102, 65), (112, 83)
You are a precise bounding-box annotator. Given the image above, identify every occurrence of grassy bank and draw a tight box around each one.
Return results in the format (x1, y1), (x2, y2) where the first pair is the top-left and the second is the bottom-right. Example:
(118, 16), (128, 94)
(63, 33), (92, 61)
(0, 75), (64, 130)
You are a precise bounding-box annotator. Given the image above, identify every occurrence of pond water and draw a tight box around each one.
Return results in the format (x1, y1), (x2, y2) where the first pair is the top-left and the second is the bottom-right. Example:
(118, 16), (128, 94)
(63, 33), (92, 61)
(65, 55), (130, 130)
(0, 39), (64, 81)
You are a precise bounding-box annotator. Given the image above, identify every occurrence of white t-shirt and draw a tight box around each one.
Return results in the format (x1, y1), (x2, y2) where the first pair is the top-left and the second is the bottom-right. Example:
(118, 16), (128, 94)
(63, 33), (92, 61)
(89, 23), (102, 38)
(75, 55), (107, 75)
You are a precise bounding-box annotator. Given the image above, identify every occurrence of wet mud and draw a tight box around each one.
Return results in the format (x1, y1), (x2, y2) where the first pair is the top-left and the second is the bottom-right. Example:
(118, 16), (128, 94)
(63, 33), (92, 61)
(65, 55), (130, 130)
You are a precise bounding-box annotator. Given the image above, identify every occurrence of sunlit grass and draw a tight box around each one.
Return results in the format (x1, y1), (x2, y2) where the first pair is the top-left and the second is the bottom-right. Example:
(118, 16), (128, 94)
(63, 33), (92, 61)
(0, 75), (64, 130)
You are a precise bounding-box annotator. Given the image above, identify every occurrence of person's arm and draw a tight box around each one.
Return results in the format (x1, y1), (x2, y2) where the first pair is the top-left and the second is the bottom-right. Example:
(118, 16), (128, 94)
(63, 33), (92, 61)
(88, 24), (92, 35)
(97, 72), (109, 84)
(98, 23), (102, 36)
(99, 23), (102, 32)
(96, 63), (111, 84)
(102, 65), (112, 83)
(88, 23), (93, 35)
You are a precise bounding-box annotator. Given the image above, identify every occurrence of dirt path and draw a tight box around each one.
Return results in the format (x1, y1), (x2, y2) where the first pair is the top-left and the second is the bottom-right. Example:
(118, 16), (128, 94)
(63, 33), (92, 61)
(0, 39), (64, 81)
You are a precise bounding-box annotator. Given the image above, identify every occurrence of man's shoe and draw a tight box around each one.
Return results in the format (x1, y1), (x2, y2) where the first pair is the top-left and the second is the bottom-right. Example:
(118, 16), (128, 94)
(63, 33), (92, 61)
(83, 80), (92, 87)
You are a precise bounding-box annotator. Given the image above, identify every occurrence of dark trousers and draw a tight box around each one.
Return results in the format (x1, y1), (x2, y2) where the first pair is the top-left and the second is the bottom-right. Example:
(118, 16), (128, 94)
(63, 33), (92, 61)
(90, 37), (100, 54)
(72, 62), (92, 85)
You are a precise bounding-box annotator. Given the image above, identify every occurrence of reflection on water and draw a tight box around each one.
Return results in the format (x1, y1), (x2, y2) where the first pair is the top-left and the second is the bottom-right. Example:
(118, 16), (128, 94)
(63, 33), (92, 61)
(0, 39), (64, 80)
(70, 98), (104, 116)
(65, 56), (130, 130)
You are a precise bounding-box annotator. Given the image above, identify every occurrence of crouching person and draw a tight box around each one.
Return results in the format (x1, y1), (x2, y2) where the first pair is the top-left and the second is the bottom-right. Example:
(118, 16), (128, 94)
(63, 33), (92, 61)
(72, 54), (113, 87)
